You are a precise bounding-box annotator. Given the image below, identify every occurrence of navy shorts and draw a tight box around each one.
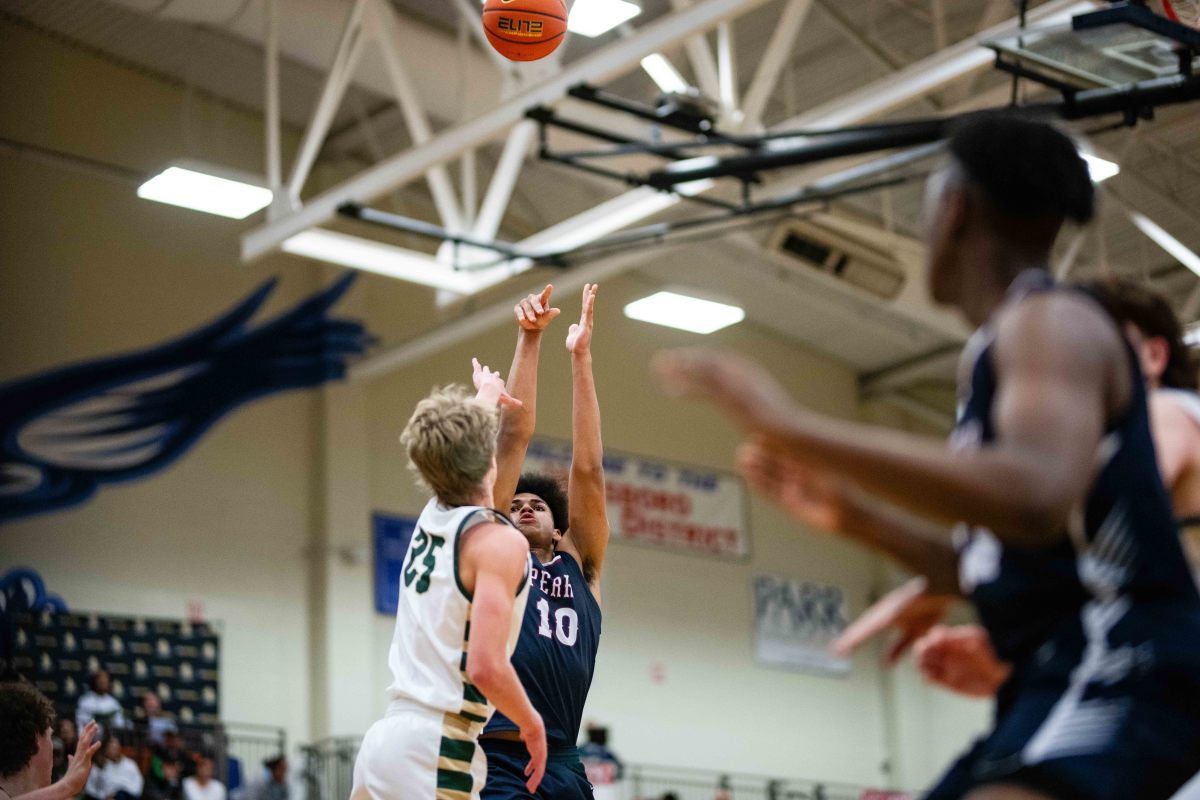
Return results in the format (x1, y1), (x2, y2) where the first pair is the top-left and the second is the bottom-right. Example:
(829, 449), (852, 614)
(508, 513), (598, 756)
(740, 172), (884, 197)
(925, 649), (1200, 800)
(481, 739), (593, 800)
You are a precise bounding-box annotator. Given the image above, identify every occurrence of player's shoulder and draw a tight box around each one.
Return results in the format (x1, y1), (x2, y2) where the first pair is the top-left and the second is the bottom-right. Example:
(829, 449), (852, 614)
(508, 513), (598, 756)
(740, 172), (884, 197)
(461, 515), (527, 558)
(996, 288), (1117, 342)
(992, 288), (1124, 368)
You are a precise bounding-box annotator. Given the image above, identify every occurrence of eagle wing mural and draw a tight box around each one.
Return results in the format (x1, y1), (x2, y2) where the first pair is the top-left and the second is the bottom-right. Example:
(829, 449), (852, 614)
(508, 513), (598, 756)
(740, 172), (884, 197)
(0, 274), (370, 522)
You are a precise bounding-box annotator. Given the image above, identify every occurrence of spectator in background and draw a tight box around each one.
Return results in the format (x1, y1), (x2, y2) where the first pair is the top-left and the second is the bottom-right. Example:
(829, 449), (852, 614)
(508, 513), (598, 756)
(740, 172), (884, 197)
(579, 724), (622, 800)
(85, 735), (142, 800)
(251, 757), (287, 800)
(51, 720), (77, 783)
(75, 673), (125, 738)
(714, 774), (732, 800)
(140, 693), (176, 747)
(146, 731), (189, 800)
(182, 757), (224, 800)
(0, 681), (100, 800)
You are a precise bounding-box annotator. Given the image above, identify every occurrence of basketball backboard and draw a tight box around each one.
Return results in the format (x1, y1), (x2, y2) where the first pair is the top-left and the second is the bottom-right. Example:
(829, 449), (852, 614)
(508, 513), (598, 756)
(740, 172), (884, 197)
(986, 2), (1200, 90)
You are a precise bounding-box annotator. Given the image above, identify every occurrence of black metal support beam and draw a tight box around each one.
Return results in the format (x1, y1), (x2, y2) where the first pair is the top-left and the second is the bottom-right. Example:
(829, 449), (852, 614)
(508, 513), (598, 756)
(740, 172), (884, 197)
(646, 118), (950, 188)
(336, 203), (566, 268)
(567, 84), (722, 136)
(645, 75), (1200, 189)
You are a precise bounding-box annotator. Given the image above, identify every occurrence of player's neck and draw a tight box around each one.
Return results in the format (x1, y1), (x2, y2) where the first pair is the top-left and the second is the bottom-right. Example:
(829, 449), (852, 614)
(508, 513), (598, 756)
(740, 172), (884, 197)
(1, 767), (41, 797)
(466, 489), (494, 509)
(532, 546), (555, 564)
(961, 240), (1047, 327)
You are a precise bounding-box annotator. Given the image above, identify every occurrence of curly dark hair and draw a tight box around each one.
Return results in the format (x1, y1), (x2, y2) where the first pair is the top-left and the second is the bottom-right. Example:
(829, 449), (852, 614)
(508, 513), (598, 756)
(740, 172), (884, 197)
(1077, 276), (1198, 390)
(514, 473), (569, 533)
(0, 681), (56, 778)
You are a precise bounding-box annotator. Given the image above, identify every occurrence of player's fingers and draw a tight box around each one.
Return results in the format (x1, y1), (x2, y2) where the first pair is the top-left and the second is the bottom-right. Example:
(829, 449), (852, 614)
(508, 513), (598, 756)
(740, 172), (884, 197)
(546, 307), (562, 322)
(831, 624), (874, 657)
(887, 630), (920, 664)
(499, 393), (524, 408)
(515, 303), (527, 323)
(539, 284), (554, 305)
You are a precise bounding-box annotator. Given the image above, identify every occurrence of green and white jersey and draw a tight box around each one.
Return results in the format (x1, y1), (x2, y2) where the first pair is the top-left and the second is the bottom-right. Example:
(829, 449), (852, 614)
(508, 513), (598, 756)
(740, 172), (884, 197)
(386, 497), (530, 724)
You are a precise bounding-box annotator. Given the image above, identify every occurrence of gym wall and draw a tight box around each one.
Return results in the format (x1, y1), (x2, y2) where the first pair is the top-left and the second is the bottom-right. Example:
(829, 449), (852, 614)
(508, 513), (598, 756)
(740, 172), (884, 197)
(0, 15), (988, 791)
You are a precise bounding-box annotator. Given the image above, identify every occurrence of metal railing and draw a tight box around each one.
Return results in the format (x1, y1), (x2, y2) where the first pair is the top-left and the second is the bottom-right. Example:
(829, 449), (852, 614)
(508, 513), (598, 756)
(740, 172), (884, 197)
(222, 722), (288, 790)
(623, 764), (865, 800)
(297, 737), (870, 800)
(299, 737), (360, 800)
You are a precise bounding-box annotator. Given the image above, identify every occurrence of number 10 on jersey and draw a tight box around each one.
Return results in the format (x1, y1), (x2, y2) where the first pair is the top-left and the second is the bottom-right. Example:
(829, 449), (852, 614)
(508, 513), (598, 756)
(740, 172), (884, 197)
(535, 598), (578, 646)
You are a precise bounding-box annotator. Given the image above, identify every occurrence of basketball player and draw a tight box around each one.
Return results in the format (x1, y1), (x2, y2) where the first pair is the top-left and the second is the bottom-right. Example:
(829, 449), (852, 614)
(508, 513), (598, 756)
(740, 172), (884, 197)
(480, 284), (608, 800)
(657, 113), (1200, 800)
(830, 276), (1200, 698)
(0, 683), (99, 800)
(350, 366), (546, 800)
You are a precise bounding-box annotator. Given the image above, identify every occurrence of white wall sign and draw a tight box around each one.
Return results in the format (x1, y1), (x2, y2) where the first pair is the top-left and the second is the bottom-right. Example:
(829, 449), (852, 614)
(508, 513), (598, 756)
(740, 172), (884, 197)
(753, 575), (850, 676)
(522, 439), (749, 559)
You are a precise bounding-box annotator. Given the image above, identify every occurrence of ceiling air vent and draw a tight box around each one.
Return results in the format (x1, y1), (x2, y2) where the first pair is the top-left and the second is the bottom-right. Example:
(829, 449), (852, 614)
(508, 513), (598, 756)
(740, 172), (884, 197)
(767, 220), (907, 300)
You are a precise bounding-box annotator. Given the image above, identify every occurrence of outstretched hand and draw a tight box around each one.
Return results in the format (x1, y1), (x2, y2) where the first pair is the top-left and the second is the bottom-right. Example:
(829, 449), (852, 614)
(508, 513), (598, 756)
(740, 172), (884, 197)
(515, 285), (561, 332)
(915, 624), (1010, 697)
(654, 348), (799, 435)
(566, 284), (597, 355)
(61, 720), (101, 797)
(831, 577), (953, 664)
(472, 358), (523, 409)
(737, 437), (854, 535)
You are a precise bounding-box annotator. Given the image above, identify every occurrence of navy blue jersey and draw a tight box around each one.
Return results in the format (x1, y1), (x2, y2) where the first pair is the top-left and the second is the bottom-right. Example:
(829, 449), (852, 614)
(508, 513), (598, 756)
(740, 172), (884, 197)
(485, 551), (601, 746)
(926, 271), (1200, 799)
(954, 270), (1200, 678)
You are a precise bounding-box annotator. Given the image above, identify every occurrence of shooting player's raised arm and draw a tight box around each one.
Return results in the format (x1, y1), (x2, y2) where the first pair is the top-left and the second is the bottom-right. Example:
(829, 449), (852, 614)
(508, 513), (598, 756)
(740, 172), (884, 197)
(494, 285), (560, 511)
(560, 284), (610, 596)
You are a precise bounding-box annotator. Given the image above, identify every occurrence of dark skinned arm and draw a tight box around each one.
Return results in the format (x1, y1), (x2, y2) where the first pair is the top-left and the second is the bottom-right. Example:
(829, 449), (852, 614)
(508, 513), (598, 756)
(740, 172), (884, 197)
(659, 292), (1128, 549)
(493, 285), (560, 511)
(558, 284), (609, 599)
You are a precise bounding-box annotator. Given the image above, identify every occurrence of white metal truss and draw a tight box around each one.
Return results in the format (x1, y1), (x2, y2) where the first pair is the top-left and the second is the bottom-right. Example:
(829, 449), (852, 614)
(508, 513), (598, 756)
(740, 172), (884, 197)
(243, 0), (780, 262)
(740, 0), (814, 129)
(346, 2), (1096, 381)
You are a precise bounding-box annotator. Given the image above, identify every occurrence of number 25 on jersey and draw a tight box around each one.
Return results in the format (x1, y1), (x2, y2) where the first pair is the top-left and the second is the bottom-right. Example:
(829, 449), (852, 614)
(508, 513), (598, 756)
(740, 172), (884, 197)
(404, 530), (445, 594)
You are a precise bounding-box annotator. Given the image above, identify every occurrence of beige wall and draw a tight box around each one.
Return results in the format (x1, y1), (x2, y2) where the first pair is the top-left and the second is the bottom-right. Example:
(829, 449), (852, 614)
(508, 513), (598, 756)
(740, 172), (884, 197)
(0, 18), (320, 749)
(0, 16), (989, 792)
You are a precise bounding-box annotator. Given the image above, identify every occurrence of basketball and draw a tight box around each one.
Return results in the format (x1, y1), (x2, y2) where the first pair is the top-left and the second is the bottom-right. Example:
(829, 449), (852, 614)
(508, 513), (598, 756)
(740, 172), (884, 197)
(482, 0), (567, 62)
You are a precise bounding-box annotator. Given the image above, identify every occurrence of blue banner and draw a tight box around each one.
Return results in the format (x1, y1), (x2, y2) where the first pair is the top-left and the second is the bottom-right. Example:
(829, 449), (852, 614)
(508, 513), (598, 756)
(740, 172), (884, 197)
(373, 513), (417, 615)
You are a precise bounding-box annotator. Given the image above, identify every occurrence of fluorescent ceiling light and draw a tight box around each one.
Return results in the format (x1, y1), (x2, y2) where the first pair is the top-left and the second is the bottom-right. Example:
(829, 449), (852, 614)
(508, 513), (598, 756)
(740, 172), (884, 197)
(1082, 154), (1119, 183)
(137, 165), (272, 219)
(569, 0), (641, 38)
(1127, 210), (1200, 278)
(624, 291), (745, 334)
(641, 53), (689, 94)
(282, 229), (530, 294)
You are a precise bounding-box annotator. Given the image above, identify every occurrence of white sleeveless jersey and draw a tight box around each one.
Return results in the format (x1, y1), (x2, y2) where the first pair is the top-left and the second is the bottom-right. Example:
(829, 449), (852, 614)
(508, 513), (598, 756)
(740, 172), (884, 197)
(386, 497), (530, 723)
